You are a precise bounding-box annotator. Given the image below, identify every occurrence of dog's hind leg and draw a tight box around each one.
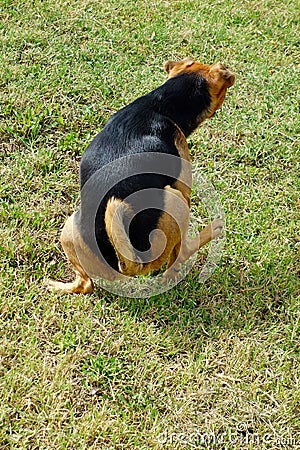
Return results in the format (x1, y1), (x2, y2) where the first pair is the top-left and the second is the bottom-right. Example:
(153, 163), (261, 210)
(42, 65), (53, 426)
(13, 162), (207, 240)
(46, 213), (94, 294)
(181, 217), (224, 260)
(164, 213), (224, 282)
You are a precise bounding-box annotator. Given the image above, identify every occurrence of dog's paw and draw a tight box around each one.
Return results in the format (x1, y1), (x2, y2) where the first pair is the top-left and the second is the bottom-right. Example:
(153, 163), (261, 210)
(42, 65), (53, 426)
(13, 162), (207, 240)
(161, 265), (182, 284)
(211, 216), (225, 240)
(44, 278), (93, 294)
(45, 278), (55, 290)
(44, 278), (66, 292)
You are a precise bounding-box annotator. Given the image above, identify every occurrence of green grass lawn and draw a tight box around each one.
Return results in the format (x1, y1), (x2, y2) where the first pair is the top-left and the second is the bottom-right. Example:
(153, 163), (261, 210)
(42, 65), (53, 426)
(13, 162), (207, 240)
(1, 0), (299, 448)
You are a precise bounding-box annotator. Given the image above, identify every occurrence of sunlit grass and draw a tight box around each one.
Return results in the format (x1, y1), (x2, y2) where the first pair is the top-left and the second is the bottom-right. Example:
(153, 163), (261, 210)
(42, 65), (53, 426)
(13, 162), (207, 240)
(0, 0), (299, 448)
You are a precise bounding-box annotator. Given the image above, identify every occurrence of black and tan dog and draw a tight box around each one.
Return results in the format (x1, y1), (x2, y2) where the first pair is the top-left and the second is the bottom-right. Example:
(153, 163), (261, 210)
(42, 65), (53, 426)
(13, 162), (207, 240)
(47, 58), (235, 294)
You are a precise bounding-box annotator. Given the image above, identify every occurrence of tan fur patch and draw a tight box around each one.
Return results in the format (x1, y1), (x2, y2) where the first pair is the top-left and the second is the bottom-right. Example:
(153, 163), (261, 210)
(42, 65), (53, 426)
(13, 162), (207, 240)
(105, 197), (143, 276)
(172, 126), (192, 206)
(140, 185), (190, 274)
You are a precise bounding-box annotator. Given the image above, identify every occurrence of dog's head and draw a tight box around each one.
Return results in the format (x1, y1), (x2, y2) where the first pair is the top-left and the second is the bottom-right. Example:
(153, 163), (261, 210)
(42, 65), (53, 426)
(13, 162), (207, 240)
(164, 57), (235, 117)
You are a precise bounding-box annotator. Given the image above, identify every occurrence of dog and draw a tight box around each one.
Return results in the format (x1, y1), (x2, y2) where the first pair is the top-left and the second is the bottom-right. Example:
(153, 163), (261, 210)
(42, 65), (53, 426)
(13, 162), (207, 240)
(46, 57), (235, 294)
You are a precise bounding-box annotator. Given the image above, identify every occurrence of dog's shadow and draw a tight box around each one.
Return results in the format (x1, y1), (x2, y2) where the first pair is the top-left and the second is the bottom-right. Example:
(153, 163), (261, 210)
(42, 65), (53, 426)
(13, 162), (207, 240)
(93, 262), (286, 353)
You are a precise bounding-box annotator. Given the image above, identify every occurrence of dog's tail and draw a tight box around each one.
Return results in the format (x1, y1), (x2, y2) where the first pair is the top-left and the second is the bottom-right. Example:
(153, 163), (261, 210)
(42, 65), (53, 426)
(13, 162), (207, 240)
(105, 197), (143, 275)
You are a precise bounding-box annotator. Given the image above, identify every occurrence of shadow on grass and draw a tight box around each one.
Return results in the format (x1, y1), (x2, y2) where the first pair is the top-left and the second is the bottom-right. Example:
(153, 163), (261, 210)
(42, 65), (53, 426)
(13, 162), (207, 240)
(93, 256), (298, 352)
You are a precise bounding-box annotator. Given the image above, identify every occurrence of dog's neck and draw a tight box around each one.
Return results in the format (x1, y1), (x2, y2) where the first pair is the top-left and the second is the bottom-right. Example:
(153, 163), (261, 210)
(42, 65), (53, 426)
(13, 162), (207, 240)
(152, 73), (211, 137)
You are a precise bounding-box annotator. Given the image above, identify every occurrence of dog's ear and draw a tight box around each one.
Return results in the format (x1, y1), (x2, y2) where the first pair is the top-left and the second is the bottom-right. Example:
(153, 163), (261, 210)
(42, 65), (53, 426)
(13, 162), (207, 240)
(182, 56), (194, 66)
(164, 60), (177, 74)
(164, 57), (194, 74)
(210, 62), (235, 87)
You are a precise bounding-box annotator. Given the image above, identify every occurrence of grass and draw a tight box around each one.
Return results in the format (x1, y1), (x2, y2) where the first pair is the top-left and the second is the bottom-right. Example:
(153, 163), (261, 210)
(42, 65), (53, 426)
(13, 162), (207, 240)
(0, 0), (299, 448)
